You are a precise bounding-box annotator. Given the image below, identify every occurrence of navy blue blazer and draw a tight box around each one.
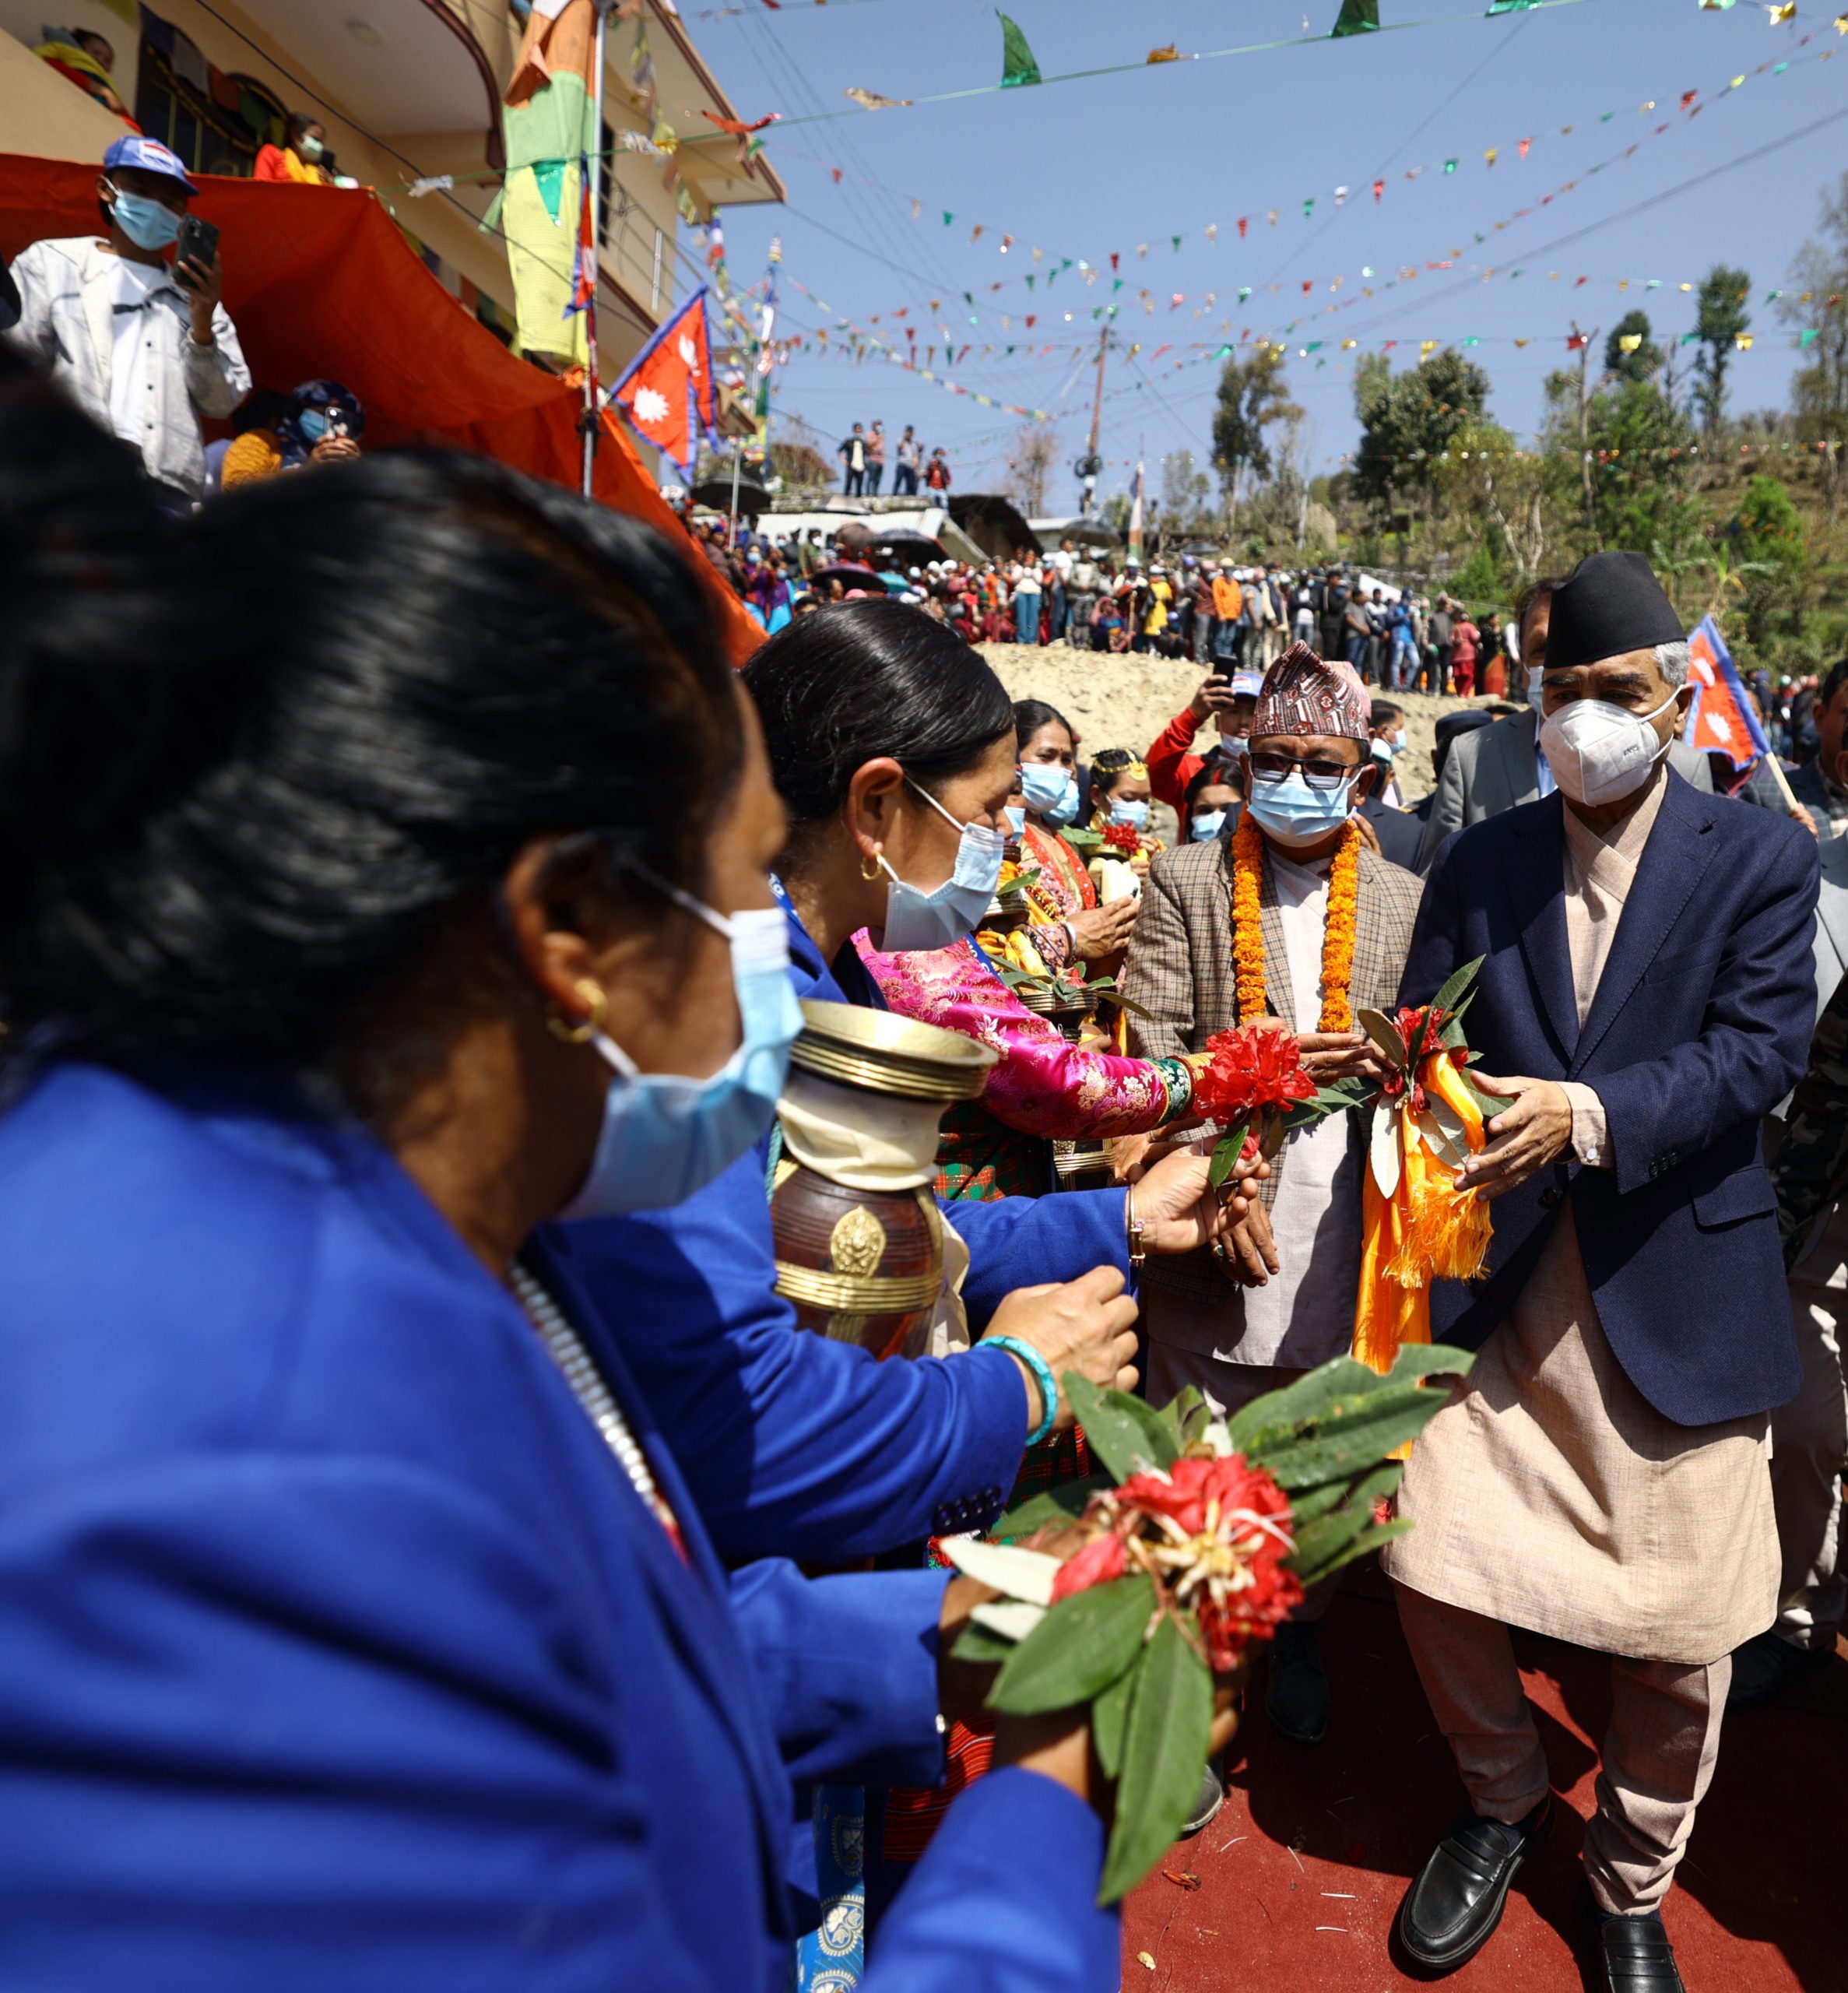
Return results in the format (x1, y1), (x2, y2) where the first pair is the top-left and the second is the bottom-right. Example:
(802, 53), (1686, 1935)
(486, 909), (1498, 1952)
(560, 898), (1134, 1563)
(0, 1063), (1118, 1991)
(1402, 774), (1818, 1427)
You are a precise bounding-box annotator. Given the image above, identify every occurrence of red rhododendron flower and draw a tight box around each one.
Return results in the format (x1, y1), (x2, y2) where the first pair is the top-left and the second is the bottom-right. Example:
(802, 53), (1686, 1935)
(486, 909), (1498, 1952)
(1395, 1005), (1449, 1059)
(1101, 821), (1143, 856)
(1050, 1530), (1128, 1601)
(1193, 1022), (1316, 1126)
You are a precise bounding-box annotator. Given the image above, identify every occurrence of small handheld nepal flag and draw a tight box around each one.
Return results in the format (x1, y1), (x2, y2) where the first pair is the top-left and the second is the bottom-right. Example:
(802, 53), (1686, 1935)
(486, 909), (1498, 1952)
(1685, 614), (1769, 773)
(610, 287), (716, 480)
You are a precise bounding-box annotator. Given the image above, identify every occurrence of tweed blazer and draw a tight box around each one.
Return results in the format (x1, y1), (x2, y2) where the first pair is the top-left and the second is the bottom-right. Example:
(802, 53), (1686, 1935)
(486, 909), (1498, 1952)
(1121, 835), (1425, 1307)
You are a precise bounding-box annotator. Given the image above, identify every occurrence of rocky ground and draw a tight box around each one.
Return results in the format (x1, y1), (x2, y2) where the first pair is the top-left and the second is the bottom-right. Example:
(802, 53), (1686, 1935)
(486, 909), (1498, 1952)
(976, 641), (1514, 803)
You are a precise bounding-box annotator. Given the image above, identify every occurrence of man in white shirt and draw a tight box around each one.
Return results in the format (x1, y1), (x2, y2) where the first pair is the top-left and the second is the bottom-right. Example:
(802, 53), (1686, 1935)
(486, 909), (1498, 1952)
(7, 135), (249, 505)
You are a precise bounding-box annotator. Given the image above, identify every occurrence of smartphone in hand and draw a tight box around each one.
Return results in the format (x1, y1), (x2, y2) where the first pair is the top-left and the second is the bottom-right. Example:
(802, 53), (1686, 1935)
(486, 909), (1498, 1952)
(174, 215), (220, 283)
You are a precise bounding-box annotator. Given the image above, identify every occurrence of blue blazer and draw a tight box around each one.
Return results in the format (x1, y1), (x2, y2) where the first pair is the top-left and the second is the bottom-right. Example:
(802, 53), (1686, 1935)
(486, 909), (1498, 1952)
(560, 898), (1133, 1563)
(0, 1063), (1117, 1991)
(1403, 775), (1819, 1427)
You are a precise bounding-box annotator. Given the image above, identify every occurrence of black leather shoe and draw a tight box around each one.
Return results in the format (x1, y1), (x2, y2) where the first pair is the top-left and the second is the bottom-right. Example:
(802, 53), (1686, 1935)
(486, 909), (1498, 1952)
(1726, 1628), (1829, 1711)
(1265, 1621), (1329, 1745)
(1590, 1903), (1685, 1991)
(1179, 1758), (1224, 1837)
(1396, 1796), (1551, 1973)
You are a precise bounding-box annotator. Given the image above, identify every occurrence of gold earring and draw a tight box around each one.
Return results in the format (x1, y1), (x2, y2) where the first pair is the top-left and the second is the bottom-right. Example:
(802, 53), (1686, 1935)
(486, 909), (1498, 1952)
(546, 976), (609, 1046)
(859, 845), (884, 881)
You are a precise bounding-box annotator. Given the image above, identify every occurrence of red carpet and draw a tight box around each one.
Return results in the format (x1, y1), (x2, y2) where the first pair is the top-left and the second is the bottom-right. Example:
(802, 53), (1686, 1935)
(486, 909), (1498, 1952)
(1123, 1567), (1848, 1991)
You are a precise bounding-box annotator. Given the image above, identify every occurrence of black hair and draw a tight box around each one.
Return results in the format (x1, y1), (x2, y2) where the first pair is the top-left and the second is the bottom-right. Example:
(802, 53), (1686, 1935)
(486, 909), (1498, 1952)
(1013, 698), (1073, 752)
(1819, 656), (1848, 716)
(286, 112), (323, 146)
(741, 598), (1014, 828)
(0, 366), (740, 1069)
(1514, 574), (1565, 638)
(1182, 751), (1242, 822)
(1370, 701), (1404, 728)
(1089, 747), (1144, 799)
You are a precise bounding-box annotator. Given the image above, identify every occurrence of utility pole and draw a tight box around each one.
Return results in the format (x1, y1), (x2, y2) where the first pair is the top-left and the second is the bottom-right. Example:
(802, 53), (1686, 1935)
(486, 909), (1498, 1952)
(580, 0), (616, 497)
(1572, 318), (1600, 529)
(1074, 325), (1108, 516)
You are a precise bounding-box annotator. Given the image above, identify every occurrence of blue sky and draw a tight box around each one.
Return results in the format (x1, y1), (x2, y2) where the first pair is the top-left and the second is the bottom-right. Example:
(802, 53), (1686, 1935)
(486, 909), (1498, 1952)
(689, 0), (1848, 515)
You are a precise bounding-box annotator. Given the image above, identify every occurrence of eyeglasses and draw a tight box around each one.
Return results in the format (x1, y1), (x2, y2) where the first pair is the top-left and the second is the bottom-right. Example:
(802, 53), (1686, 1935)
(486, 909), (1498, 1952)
(1245, 750), (1364, 793)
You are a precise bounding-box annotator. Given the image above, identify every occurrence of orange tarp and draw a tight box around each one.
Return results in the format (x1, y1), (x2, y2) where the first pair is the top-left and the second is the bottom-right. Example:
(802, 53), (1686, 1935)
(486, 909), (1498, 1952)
(0, 153), (760, 661)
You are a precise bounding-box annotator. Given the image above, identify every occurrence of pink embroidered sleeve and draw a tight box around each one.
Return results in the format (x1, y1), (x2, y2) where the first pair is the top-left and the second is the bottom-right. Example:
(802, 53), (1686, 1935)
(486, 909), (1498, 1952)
(855, 933), (1181, 1138)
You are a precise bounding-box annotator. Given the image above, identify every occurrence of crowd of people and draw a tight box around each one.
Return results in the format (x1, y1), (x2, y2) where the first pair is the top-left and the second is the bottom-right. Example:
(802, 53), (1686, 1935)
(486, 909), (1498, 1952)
(5, 124), (1848, 1993)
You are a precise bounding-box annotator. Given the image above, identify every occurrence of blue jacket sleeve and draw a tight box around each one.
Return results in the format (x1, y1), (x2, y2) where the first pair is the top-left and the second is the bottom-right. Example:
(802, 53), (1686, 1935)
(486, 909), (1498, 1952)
(1595, 823), (1820, 1194)
(865, 1768), (1119, 1993)
(1396, 830), (1465, 1008)
(728, 1562), (948, 1790)
(951, 1186), (1130, 1328)
(555, 1150), (1027, 1566)
(0, 1450), (750, 1992)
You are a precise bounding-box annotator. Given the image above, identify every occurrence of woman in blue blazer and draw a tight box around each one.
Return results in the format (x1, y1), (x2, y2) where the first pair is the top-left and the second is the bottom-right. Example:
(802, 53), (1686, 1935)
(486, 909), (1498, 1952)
(0, 393), (1122, 1991)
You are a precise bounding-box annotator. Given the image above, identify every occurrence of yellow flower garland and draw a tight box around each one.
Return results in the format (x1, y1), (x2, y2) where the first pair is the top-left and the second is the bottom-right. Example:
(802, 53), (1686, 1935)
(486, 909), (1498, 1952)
(1231, 812), (1361, 1032)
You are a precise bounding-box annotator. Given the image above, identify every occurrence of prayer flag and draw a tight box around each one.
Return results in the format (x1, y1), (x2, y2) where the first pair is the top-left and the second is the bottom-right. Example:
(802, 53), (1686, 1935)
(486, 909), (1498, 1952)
(1686, 617), (1770, 772)
(610, 287), (715, 480)
(997, 11), (1042, 87)
(1330, 0), (1380, 35)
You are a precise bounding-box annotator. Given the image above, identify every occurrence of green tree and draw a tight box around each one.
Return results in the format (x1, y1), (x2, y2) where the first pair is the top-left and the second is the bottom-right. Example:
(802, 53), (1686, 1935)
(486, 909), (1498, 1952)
(1351, 346), (1491, 516)
(1778, 173), (1848, 513)
(1604, 310), (1663, 384)
(1210, 346), (1303, 513)
(1729, 474), (1808, 648)
(1159, 448), (1213, 533)
(1692, 264), (1751, 433)
(1582, 379), (1699, 554)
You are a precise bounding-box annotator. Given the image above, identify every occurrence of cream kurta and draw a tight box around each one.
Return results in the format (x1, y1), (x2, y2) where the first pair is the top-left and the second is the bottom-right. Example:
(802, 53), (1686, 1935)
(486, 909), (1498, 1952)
(1384, 768), (1779, 1664)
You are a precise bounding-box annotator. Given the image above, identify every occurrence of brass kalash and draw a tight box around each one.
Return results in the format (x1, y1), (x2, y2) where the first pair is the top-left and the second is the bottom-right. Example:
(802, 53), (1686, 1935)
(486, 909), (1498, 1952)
(771, 1000), (997, 1359)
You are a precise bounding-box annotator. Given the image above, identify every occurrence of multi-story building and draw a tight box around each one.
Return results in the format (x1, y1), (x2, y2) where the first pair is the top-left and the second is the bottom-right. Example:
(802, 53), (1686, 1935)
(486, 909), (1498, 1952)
(0, 0), (782, 379)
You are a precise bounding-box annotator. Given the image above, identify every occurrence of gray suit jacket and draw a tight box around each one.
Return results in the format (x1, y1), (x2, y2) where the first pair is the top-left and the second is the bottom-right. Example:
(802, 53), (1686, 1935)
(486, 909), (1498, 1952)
(1811, 831), (1848, 1021)
(1414, 706), (1713, 873)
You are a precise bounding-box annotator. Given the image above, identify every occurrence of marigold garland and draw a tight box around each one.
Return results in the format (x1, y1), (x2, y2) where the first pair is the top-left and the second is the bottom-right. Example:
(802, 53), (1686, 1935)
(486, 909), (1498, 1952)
(1231, 813), (1361, 1032)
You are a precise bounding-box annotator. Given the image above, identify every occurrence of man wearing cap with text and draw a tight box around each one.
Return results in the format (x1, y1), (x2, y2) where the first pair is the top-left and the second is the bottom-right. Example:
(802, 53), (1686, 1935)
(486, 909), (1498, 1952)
(1387, 551), (1819, 1992)
(5, 135), (248, 506)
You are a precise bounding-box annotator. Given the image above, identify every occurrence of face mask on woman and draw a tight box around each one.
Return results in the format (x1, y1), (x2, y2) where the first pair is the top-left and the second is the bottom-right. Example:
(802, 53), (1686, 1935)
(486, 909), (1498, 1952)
(558, 884), (803, 1218)
(296, 409), (330, 444)
(106, 183), (181, 252)
(1004, 804), (1026, 835)
(1019, 761), (1080, 828)
(298, 135), (325, 161)
(1243, 765), (1361, 851)
(1189, 809), (1228, 843)
(1107, 797), (1150, 832)
(1540, 692), (1678, 808)
(878, 776), (1007, 952)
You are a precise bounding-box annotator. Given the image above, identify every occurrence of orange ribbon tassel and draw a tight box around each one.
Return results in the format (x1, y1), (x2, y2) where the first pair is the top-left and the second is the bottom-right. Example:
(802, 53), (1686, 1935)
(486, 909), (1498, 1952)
(1353, 1054), (1493, 1376)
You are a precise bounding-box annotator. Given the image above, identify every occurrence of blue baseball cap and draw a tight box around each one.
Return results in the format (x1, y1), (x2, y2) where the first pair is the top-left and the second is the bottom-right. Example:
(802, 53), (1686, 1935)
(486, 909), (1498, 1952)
(102, 135), (199, 196)
(1230, 671), (1264, 698)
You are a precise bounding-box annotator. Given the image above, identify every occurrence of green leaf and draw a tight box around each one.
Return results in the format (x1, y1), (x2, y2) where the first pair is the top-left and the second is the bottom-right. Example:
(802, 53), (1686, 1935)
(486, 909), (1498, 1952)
(1168, 1385), (1214, 1446)
(1092, 989), (1154, 1021)
(1429, 954), (1485, 1019)
(1383, 1344), (1474, 1389)
(994, 1477), (1109, 1541)
(1245, 1384), (1452, 1490)
(1064, 1374), (1179, 1482)
(1091, 1648), (1138, 1781)
(1098, 1612), (1213, 1902)
(989, 1573), (1156, 1715)
(1207, 1120), (1251, 1190)
(1286, 1461), (1404, 1585)
(951, 1620), (1021, 1664)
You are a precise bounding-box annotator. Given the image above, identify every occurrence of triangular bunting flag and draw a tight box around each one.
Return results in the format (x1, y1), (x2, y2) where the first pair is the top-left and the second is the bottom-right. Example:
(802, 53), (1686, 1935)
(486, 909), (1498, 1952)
(998, 10), (1042, 86)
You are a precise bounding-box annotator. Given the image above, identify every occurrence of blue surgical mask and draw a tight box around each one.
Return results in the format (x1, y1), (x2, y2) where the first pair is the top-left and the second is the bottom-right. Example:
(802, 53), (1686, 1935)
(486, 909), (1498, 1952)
(106, 184), (181, 253)
(1190, 810), (1228, 842)
(878, 777), (1007, 952)
(1108, 798), (1150, 832)
(1370, 736), (1399, 765)
(558, 894), (801, 1217)
(1243, 768), (1359, 850)
(1020, 761), (1080, 828)
(297, 409), (330, 443)
(1004, 804), (1026, 835)
(1527, 669), (1546, 713)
